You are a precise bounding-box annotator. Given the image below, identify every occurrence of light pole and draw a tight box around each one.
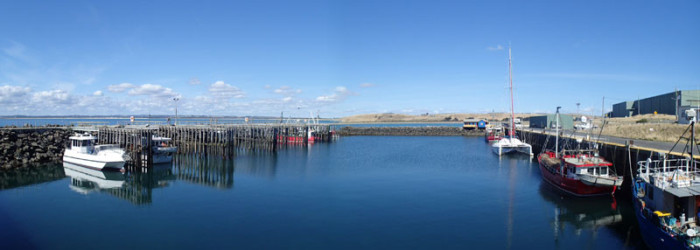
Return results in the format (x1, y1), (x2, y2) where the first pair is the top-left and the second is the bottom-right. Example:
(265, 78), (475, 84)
(173, 97), (180, 125)
(576, 102), (580, 119)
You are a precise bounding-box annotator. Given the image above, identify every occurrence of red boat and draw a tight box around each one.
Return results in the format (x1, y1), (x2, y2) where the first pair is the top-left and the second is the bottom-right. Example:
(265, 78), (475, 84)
(537, 149), (622, 196)
(484, 126), (504, 143)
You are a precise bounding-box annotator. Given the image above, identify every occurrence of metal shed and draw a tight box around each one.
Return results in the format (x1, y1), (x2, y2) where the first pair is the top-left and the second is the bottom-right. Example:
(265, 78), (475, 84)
(529, 114), (574, 130)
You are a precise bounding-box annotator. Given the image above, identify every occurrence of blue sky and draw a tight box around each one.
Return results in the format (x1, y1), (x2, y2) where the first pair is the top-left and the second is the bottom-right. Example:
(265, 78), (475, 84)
(0, 0), (698, 117)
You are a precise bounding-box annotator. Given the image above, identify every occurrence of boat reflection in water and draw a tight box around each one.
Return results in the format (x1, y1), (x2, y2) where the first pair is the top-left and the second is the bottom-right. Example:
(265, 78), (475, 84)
(63, 162), (175, 204)
(539, 182), (623, 239)
(63, 162), (125, 194)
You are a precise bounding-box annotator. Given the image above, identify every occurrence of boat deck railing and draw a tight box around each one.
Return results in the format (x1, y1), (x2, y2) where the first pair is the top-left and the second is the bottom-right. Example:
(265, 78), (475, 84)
(638, 158), (700, 189)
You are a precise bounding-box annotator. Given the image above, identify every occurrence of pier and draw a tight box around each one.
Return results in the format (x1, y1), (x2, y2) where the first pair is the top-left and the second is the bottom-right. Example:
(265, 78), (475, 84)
(97, 124), (335, 171)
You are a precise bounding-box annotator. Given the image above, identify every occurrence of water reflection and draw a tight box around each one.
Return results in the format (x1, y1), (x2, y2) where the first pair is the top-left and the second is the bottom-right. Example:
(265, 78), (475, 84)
(538, 182), (623, 240)
(233, 152), (279, 178)
(172, 155), (234, 189)
(0, 164), (65, 190)
(63, 162), (175, 205)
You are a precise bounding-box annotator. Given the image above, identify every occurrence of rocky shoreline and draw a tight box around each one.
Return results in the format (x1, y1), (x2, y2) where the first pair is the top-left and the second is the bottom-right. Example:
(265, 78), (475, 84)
(336, 126), (484, 136)
(0, 128), (72, 170)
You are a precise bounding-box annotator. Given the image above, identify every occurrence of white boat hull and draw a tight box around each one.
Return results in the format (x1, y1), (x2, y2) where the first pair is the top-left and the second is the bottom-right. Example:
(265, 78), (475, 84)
(63, 151), (125, 171)
(491, 138), (533, 156)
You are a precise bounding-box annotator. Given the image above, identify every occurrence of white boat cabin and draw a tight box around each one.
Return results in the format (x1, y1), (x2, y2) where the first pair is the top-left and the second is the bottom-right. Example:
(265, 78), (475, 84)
(68, 134), (98, 154)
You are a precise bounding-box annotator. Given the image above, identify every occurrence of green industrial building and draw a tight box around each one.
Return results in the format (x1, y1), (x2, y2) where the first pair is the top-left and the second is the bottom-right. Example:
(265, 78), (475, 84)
(529, 114), (574, 129)
(611, 90), (700, 118)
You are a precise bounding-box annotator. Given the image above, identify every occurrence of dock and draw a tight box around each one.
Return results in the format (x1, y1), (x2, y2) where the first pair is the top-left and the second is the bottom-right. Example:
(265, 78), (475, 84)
(517, 127), (700, 189)
(96, 124), (336, 171)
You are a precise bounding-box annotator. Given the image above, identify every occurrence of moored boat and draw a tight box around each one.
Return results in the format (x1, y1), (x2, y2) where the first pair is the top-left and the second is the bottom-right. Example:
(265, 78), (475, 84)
(144, 135), (177, 164)
(632, 120), (700, 249)
(491, 47), (533, 157)
(537, 107), (622, 196)
(62, 133), (127, 171)
(485, 126), (504, 143)
(538, 149), (622, 196)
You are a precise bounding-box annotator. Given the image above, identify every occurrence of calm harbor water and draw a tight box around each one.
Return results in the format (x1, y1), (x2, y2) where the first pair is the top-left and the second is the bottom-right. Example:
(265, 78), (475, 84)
(0, 136), (644, 249)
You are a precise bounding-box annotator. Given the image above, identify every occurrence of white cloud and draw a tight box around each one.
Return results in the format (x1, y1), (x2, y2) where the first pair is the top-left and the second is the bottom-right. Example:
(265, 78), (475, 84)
(108, 83), (135, 93)
(316, 86), (355, 103)
(0, 85), (31, 104)
(360, 83), (375, 88)
(487, 45), (504, 51)
(93, 90), (103, 96)
(32, 89), (73, 105)
(128, 84), (178, 98)
(273, 86), (302, 96)
(282, 96), (293, 102)
(209, 81), (245, 99)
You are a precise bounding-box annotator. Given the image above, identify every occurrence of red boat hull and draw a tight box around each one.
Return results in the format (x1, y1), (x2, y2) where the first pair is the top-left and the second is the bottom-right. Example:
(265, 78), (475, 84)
(537, 155), (615, 196)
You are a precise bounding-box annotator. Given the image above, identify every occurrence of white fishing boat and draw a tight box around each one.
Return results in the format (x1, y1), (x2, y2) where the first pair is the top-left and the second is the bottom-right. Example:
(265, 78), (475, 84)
(144, 136), (177, 164)
(492, 47), (533, 157)
(62, 133), (128, 171)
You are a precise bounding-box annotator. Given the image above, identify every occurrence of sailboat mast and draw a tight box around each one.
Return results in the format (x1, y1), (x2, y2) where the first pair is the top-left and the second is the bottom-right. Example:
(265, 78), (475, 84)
(509, 47), (515, 137)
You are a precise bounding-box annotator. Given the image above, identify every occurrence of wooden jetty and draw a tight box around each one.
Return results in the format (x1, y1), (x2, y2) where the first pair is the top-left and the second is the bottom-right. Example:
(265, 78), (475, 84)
(96, 124), (335, 171)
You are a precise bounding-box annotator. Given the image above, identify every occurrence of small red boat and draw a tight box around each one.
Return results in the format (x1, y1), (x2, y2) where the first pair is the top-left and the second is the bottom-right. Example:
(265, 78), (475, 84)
(484, 126), (504, 143)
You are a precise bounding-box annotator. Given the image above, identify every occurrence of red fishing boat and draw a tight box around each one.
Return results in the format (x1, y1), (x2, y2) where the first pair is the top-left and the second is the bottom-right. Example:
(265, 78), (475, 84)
(484, 126), (504, 143)
(537, 107), (623, 196)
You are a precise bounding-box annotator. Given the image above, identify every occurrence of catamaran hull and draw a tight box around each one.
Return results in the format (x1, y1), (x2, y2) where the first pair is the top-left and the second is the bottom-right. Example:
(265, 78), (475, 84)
(537, 162), (615, 196)
(492, 145), (532, 156)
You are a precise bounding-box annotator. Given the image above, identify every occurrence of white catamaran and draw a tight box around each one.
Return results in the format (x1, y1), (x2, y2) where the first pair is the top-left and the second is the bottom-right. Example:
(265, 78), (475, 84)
(492, 47), (533, 157)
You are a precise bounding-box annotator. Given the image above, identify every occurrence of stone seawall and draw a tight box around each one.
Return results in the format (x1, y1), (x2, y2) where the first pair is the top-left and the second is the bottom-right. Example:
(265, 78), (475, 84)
(336, 126), (484, 136)
(0, 128), (71, 170)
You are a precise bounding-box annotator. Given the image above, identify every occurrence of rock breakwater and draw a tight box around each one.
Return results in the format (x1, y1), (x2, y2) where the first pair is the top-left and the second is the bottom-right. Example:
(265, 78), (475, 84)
(0, 128), (72, 170)
(336, 126), (483, 136)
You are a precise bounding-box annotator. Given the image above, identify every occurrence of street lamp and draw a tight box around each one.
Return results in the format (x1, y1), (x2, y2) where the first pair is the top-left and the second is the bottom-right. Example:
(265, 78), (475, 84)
(173, 97), (180, 125)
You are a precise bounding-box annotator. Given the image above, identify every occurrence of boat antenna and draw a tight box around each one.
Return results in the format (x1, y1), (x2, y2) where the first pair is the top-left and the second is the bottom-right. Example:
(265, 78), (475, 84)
(509, 46), (515, 138)
(556, 106), (561, 158)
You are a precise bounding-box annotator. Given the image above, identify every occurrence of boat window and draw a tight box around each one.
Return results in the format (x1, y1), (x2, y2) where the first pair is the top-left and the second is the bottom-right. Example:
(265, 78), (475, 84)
(587, 168), (594, 174)
(600, 167), (608, 175)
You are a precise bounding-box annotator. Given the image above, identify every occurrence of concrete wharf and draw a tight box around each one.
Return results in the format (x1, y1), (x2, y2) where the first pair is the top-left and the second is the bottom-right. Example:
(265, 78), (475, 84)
(516, 126), (700, 193)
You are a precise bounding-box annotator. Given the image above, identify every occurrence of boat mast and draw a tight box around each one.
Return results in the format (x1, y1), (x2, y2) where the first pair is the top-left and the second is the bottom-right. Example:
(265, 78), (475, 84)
(509, 47), (515, 137)
(556, 106), (561, 158)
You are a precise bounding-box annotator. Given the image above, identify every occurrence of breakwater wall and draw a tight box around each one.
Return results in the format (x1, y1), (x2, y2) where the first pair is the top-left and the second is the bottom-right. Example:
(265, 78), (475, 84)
(0, 128), (71, 170)
(337, 126), (483, 136)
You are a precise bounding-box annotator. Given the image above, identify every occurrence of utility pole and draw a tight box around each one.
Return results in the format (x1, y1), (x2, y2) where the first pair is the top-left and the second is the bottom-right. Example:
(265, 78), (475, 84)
(675, 88), (680, 122)
(576, 102), (580, 119)
(601, 97), (605, 118)
(173, 97), (180, 125)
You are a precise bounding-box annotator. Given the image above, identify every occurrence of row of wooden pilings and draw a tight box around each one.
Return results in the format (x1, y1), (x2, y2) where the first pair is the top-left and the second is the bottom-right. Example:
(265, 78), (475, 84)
(517, 128), (686, 196)
(97, 124), (336, 171)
